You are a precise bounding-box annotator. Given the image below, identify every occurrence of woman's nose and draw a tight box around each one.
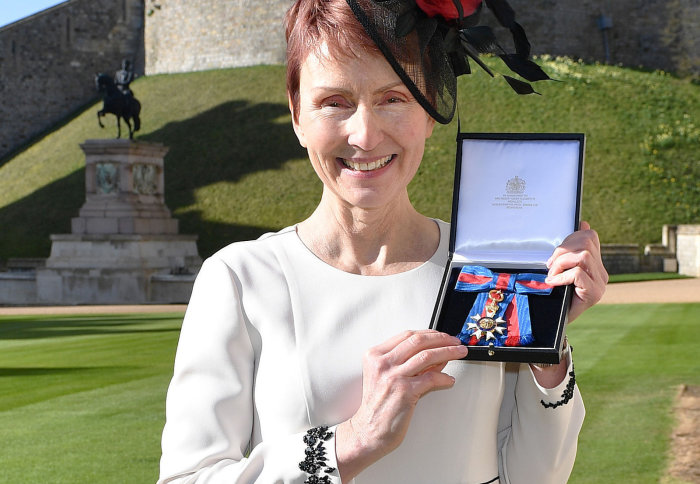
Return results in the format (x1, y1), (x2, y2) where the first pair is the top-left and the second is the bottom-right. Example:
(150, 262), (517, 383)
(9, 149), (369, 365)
(346, 106), (384, 151)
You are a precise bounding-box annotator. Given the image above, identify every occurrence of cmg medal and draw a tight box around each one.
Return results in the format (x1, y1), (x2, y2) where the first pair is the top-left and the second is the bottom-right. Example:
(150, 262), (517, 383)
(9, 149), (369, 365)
(465, 289), (506, 342)
(454, 265), (553, 347)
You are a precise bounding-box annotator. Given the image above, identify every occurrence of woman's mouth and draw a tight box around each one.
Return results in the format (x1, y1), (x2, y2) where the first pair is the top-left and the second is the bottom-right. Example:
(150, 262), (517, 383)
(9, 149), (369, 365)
(340, 154), (394, 172)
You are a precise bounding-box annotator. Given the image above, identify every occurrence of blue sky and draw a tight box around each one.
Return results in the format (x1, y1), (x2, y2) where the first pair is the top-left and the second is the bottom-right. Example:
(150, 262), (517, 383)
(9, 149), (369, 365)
(0, 1), (67, 28)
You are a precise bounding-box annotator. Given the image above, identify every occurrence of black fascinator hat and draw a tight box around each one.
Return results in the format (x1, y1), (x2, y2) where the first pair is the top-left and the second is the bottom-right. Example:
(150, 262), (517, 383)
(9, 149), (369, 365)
(345, 0), (551, 124)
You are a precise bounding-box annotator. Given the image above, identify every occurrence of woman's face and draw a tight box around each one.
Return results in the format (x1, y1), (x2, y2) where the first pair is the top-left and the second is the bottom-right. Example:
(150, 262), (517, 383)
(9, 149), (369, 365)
(291, 47), (435, 211)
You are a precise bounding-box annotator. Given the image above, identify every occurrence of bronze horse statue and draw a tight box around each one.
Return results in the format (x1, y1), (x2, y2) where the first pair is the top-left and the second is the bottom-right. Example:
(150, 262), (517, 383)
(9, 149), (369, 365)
(95, 73), (141, 139)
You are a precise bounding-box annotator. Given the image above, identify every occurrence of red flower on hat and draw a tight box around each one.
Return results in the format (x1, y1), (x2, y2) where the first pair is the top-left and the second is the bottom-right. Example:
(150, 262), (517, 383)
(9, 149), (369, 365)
(415, 0), (482, 20)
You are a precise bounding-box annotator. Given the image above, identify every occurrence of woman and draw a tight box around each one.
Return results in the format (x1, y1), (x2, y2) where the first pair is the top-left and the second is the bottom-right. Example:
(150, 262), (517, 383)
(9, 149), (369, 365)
(158, 0), (608, 483)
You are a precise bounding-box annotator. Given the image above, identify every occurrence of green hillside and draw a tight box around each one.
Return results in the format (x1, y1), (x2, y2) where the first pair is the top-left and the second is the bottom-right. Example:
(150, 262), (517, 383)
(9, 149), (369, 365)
(0, 58), (698, 261)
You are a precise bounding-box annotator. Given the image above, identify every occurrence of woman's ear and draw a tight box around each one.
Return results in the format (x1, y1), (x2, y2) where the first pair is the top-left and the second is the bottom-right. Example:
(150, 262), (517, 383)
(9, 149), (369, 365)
(425, 115), (436, 140)
(289, 96), (307, 148)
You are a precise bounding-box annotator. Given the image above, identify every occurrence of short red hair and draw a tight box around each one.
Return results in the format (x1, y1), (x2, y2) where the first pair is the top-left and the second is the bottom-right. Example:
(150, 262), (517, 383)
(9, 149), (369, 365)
(284, 0), (380, 121)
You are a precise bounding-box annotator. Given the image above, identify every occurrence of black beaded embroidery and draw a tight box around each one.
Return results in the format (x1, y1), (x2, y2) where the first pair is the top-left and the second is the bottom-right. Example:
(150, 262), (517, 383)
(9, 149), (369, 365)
(541, 367), (576, 409)
(299, 426), (336, 484)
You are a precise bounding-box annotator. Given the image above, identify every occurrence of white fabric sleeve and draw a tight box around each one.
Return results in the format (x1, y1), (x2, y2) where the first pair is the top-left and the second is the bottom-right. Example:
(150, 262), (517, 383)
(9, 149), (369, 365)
(157, 257), (340, 484)
(496, 355), (585, 484)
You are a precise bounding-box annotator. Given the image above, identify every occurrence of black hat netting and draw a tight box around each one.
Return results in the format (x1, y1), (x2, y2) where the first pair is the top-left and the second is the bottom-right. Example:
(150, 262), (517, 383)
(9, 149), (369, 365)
(347, 0), (457, 124)
(346, 0), (552, 124)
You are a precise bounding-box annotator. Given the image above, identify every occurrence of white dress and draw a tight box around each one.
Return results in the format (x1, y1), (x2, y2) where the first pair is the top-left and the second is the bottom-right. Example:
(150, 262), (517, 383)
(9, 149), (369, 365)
(158, 220), (584, 484)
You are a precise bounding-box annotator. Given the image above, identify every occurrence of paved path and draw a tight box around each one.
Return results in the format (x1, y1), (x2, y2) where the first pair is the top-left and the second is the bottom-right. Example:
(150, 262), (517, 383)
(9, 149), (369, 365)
(599, 277), (700, 304)
(0, 278), (697, 316)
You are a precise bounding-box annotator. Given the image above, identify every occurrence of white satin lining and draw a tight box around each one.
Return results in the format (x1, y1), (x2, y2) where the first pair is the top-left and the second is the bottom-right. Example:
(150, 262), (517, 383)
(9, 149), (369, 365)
(454, 138), (581, 266)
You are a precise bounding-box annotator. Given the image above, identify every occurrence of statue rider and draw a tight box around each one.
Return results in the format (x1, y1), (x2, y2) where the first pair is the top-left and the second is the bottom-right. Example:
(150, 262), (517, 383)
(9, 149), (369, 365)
(114, 59), (135, 97)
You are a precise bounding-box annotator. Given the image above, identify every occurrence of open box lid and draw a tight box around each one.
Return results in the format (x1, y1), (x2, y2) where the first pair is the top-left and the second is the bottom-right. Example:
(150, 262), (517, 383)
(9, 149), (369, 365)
(432, 133), (585, 363)
(450, 133), (585, 268)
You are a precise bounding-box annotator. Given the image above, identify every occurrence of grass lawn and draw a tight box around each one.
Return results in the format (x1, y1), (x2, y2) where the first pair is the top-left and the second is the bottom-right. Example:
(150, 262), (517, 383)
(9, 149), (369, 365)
(567, 303), (700, 483)
(1, 303), (698, 483)
(0, 313), (184, 484)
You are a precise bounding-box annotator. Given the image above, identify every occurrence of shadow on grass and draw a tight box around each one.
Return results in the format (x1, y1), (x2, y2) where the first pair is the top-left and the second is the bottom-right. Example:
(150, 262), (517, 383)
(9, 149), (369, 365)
(0, 364), (154, 412)
(0, 366), (136, 377)
(139, 99), (307, 256)
(0, 99), (304, 260)
(139, 100), (306, 208)
(0, 317), (181, 340)
(0, 170), (85, 259)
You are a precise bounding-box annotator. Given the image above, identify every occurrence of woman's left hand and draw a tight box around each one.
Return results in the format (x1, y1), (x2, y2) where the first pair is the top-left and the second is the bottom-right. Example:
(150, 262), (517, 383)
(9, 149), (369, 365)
(545, 221), (608, 323)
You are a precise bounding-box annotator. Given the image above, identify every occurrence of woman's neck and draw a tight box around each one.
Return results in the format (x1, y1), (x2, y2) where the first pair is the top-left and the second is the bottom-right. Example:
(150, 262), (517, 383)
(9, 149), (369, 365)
(297, 190), (440, 276)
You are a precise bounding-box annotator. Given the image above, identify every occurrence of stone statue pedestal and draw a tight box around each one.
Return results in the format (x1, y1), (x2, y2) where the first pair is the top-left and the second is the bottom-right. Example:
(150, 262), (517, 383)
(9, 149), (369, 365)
(36, 139), (201, 304)
(71, 139), (178, 235)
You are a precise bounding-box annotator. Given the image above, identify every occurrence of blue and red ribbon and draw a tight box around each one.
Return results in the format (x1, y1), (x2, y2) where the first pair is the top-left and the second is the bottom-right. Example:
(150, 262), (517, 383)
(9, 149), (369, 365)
(454, 265), (553, 347)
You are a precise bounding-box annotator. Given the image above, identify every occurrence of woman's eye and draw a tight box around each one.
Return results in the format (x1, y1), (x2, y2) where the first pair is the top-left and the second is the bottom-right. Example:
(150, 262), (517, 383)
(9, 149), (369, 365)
(322, 96), (347, 108)
(384, 94), (406, 104)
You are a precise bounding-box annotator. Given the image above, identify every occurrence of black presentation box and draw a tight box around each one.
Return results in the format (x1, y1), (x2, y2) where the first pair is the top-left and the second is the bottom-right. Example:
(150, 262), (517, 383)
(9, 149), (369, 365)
(430, 133), (585, 364)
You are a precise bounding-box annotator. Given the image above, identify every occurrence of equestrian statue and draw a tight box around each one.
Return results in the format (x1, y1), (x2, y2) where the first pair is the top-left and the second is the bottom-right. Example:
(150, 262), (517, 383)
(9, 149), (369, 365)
(96, 59), (141, 139)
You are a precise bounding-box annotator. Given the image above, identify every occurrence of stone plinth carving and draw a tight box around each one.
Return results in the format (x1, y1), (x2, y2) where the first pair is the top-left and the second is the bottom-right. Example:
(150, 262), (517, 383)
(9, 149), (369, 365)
(72, 139), (178, 235)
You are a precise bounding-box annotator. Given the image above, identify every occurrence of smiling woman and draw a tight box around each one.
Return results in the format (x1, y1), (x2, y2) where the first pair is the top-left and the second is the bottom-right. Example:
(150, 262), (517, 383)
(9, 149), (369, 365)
(292, 50), (435, 224)
(156, 1), (608, 483)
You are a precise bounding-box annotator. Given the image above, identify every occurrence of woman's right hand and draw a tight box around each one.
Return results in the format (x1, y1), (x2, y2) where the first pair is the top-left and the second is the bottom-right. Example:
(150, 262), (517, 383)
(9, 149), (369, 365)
(335, 329), (468, 481)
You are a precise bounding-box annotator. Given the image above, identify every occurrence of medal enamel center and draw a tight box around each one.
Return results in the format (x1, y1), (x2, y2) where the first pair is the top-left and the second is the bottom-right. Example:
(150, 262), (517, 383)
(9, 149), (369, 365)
(467, 315), (506, 341)
(466, 289), (507, 341)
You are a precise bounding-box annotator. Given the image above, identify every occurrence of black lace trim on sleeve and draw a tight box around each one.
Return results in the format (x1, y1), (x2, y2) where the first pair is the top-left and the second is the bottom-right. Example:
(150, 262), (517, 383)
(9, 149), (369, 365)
(298, 426), (337, 484)
(540, 366), (576, 409)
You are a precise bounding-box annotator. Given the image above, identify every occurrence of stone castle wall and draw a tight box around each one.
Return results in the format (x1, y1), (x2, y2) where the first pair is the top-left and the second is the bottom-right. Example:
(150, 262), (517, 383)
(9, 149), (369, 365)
(510, 0), (699, 76)
(0, 0), (144, 159)
(144, 0), (289, 74)
(143, 0), (699, 76)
